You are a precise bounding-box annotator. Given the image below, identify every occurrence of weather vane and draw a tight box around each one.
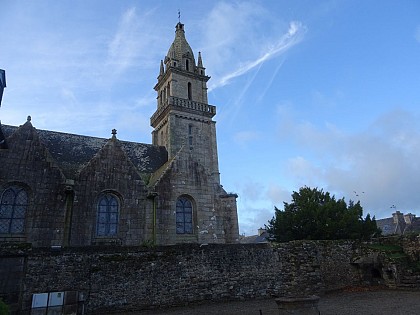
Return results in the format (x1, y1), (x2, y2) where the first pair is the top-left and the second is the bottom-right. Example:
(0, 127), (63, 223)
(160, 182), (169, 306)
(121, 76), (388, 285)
(178, 9), (181, 23)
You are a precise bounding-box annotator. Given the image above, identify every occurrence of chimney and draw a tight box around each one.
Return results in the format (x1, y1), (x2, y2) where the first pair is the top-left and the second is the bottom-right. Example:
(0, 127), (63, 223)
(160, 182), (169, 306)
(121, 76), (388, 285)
(392, 211), (404, 224)
(404, 213), (415, 224)
(258, 228), (267, 236)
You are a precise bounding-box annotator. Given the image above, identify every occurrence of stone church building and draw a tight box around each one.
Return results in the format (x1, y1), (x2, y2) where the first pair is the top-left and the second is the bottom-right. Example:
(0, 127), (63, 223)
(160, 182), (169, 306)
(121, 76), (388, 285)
(0, 22), (239, 247)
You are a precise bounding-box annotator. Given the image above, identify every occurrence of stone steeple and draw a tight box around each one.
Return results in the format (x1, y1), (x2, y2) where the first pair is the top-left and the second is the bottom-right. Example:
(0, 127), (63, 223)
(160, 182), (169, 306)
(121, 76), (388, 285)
(150, 22), (219, 184)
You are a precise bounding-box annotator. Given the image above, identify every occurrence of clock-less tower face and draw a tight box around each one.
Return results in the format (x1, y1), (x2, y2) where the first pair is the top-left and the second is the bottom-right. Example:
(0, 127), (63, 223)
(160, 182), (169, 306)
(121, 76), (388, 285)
(150, 22), (220, 184)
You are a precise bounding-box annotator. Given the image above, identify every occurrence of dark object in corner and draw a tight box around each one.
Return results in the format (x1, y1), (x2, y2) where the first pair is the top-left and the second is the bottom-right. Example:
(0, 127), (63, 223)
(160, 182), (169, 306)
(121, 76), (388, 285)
(0, 69), (5, 106)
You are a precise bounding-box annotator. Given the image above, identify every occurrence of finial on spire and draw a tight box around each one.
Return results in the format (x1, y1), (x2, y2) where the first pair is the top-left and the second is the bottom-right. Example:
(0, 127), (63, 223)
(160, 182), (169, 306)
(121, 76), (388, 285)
(159, 60), (164, 76)
(178, 9), (181, 23)
(111, 128), (117, 139)
(198, 52), (203, 68)
(27, 115), (31, 122)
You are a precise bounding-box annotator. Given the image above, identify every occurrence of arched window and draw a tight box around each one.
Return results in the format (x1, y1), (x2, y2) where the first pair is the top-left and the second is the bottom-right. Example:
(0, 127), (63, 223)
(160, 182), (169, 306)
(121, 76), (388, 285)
(0, 186), (27, 234)
(188, 82), (192, 100)
(176, 197), (193, 234)
(96, 194), (119, 237)
(186, 59), (189, 71)
(167, 82), (170, 99)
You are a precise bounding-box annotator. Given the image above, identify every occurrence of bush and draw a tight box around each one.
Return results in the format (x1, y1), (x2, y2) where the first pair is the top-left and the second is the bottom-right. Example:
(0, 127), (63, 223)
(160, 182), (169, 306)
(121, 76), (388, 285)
(0, 298), (9, 315)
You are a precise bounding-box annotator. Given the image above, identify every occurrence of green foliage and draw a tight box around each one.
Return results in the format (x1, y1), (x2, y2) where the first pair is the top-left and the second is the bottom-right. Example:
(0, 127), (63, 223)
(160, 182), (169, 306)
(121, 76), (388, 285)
(0, 298), (9, 315)
(266, 186), (381, 242)
(367, 244), (403, 252)
(367, 244), (407, 261)
(141, 239), (155, 248)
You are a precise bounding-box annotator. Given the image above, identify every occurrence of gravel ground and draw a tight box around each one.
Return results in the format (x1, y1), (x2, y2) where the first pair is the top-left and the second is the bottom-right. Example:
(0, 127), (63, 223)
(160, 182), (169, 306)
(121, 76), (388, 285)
(113, 288), (420, 315)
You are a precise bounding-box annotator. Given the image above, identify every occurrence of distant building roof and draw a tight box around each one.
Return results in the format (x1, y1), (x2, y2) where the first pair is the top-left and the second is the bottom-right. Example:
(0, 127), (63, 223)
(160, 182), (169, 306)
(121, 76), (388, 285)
(376, 211), (420, 236)
(239, 229), (270, 244)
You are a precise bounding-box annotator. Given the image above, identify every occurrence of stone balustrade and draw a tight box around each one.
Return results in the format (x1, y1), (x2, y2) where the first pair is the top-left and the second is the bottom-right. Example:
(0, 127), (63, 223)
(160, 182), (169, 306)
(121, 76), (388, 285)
(151, 96), (216, 126)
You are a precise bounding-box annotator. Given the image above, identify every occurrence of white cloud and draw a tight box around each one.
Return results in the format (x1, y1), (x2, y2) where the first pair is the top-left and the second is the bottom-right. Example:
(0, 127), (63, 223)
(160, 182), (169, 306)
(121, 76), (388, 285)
(196, 2), (306, 92)
(266, 184), (292, 206)
(233, 130), (260, 146)
(209, 21), (306, 90)
(107, 7), (140, 73)
(238, 205), (274, 236)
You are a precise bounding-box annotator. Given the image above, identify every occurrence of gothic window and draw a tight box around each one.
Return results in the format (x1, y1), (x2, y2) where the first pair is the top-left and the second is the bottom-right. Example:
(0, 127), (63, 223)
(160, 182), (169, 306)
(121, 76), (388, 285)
(186, 59), (189, 71)
(96, 193), (119, 237)
(188, 82), (192, 100)
(167, 82), (170, 98)
(0, 186), (27, 234)
(176, 197), (193, 234)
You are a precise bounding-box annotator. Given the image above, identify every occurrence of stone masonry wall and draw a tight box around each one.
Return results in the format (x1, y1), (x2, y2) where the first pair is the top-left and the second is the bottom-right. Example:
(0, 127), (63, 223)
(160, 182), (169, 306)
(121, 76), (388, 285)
(1, 241), (367, 314)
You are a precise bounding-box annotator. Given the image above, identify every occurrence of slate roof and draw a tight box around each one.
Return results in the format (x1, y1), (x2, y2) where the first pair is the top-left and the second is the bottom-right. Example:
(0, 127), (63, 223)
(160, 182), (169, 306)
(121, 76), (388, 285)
(1, 124), (168, 179)
(239, 232), (270, 244)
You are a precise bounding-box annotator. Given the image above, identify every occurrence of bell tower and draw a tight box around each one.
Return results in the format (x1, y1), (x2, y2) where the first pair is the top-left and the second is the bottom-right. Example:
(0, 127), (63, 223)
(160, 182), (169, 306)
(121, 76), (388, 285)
(151, 22), (220, 185)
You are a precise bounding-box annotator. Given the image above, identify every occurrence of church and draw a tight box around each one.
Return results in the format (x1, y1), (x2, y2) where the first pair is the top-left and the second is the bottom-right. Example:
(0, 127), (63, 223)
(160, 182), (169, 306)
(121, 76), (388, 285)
(0, 22), (239, 247)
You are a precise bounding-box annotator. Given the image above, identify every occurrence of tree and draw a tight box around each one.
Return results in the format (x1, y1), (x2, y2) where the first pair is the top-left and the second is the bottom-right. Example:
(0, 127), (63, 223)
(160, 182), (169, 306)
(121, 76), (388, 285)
(266, 187), (381, 242)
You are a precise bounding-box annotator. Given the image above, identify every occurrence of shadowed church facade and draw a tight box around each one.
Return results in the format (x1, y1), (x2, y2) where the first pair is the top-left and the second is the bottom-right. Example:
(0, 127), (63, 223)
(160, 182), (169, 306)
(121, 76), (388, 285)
(0, 23), (239, 247)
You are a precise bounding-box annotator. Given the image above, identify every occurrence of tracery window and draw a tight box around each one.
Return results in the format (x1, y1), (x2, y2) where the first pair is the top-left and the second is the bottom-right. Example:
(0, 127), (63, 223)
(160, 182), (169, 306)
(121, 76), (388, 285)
(176, 197), (193, 234)
(0, 186), (27, 234)
(96, 194), (119, 237)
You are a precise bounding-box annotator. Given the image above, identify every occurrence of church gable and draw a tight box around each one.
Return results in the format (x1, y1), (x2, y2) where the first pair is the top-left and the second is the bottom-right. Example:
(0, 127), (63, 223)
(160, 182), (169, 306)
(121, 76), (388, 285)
(71, 134), (152, 246)
(0, 118), (67, 246)
(77, 133), (145, 186)
(0, 118), (66, 181)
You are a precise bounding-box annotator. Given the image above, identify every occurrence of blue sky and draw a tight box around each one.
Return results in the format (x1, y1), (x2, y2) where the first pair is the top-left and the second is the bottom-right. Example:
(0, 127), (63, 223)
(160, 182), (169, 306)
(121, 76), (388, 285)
(1, 1), (420, 236)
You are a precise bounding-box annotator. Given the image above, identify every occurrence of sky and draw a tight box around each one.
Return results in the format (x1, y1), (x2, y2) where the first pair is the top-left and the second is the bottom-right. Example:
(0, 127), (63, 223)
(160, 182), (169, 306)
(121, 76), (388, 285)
(1, 0), (420, 236)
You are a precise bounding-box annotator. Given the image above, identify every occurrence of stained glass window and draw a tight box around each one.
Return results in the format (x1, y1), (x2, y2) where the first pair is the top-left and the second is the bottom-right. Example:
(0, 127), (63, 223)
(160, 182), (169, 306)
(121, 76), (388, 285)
(97, 194), (119, 237)
(176, 197), (193, 234)
(0, 186), (27, 234)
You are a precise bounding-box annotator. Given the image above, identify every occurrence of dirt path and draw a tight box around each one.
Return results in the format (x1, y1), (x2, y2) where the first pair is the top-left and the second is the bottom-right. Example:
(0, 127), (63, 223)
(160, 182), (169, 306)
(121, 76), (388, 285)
(111, 288), (420, 315)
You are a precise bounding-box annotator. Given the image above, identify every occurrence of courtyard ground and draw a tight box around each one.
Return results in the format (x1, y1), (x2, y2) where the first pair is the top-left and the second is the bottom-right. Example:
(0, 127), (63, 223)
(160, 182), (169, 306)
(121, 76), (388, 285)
(113, 287), (420, 315)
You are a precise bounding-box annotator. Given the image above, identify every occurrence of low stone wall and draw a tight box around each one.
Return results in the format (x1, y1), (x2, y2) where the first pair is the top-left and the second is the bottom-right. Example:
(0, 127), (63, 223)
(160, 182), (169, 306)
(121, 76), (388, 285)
(0, 241), (367, 314)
